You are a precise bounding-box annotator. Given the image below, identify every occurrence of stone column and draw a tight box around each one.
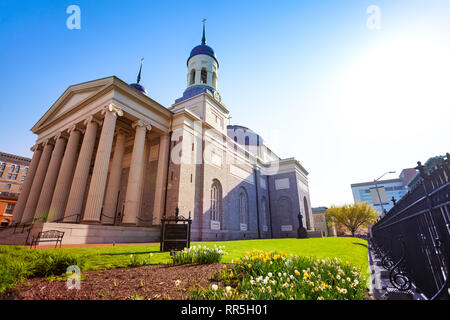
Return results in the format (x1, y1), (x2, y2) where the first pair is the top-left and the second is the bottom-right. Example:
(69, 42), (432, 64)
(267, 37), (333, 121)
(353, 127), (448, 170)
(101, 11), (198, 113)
(195, 68), (201, 84)
(152, 134), (170, 225)
(11, 144), (43, 224)
(47, 126), (82, 222)
(136, 134), (150, 226)
(83, 104), (123, 224)
(207, 71), (213, 87)
(34, 133), (67, 221)
(101, 128), (127, 225)
(63, 116), (100, 223)
(20, 140), (54, 224)
(122, 120), (151, 226)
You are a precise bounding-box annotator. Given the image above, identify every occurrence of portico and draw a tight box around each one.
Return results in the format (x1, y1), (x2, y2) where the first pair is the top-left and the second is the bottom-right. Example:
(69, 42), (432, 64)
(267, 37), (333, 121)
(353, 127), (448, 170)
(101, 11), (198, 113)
(12, 77), (172, 241)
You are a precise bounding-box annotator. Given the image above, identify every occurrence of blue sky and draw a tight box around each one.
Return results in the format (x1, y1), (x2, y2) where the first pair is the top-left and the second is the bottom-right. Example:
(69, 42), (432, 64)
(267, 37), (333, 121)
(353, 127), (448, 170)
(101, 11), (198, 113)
(1, 0), (449, 207)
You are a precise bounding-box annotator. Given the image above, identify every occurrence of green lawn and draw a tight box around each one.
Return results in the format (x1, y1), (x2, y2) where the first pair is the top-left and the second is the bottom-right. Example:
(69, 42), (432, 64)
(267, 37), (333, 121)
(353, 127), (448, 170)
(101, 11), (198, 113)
(0, 237), (369, 293)
(53, 237), (369, 273)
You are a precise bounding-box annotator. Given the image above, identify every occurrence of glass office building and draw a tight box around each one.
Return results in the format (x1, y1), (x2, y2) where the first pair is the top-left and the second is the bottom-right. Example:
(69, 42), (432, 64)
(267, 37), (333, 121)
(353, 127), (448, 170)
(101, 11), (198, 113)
(351, 169), (417, 216)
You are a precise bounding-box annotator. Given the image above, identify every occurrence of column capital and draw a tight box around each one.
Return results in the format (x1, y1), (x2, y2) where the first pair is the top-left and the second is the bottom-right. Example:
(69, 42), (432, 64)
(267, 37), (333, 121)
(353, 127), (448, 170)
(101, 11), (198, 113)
(84, 115), (102, 127)
(42, 138), (55, 147)
(68, 124), (85, 134)
(132, 119), (152, 131)
(55, 131), (69, 141)
(30, 143), (43, 152)
(102, 103), (123, 117)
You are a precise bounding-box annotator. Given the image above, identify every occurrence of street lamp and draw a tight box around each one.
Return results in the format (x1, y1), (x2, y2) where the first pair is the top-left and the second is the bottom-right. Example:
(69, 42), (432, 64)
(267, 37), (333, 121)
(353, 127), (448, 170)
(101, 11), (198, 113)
(374, 171), (396, 215)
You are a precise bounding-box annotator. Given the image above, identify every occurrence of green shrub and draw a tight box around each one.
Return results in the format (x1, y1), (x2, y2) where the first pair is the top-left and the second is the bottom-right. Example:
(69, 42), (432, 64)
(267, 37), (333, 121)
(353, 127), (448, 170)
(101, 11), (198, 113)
(128, 253), (153, 267)
(30, 250), (85, 277)
(0, 263), (18, 293)
(170, 249), (194, 265)
(170, 245), (226, 265)
(0, 245), (85, 293)
(188, 250), (369, 300)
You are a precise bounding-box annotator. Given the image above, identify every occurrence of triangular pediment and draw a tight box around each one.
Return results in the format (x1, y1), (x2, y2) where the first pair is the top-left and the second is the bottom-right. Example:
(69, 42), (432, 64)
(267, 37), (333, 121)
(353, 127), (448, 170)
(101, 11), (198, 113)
(32, 76), (116, 133)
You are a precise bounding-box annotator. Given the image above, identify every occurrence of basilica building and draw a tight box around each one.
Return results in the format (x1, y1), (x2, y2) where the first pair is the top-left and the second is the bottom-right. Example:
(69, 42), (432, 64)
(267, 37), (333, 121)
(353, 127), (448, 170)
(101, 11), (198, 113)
(10, 25), (317, 244)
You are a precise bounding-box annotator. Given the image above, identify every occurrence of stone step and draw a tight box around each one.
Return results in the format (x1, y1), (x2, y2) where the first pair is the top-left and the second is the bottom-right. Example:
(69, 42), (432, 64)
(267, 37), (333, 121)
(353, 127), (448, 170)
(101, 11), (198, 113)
(1, 222), (162, 246)
(0, 235), (30, 246)
(0, 227), (32, 246)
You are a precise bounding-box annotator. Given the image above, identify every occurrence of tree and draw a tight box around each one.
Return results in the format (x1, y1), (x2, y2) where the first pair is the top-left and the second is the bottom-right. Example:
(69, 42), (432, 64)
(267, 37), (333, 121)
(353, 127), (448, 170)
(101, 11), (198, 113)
(325, 202), (379, 237)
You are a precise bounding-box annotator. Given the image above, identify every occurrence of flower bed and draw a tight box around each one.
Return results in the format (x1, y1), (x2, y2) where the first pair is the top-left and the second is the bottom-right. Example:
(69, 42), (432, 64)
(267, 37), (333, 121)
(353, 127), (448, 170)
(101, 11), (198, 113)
(170, 245), (226, 265)
(189, 250), (369, 300)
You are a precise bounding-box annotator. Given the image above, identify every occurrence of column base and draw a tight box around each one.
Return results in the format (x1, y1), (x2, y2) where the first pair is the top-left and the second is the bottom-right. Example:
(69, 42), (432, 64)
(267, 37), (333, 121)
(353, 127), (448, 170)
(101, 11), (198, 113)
(121, 222), (137, 227)
(100, 222), (115, 226)
(81, 219), (101, 225)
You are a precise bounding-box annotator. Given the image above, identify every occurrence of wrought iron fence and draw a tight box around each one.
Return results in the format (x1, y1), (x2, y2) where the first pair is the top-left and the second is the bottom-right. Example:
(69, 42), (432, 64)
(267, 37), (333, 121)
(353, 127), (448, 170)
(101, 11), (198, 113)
(371, 153), (450, 300)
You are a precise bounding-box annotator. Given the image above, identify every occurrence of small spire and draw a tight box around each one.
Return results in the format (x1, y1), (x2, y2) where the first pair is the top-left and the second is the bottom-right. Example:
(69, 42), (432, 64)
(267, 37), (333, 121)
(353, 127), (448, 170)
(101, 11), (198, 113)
(137, 58), (144, 84)
(201, 19), (207, 45)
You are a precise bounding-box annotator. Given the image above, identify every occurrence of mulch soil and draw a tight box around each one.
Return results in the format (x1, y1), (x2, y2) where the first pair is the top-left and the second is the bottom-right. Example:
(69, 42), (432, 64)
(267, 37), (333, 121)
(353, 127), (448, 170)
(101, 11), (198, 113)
(1, 263), (228, 300)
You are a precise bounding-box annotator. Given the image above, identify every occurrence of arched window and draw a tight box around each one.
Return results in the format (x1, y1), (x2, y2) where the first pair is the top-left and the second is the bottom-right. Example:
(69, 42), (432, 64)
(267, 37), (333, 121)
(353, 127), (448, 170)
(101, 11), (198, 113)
(239, 187), (248, 231)
(189, 69), (196, 85)
(210, 180), (222, 230)
(201, 68), (207, 84)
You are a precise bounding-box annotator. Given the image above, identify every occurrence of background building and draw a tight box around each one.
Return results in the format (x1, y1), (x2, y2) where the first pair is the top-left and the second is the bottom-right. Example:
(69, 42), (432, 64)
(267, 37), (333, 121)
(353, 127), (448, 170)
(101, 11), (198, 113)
(0, 152), (31, 227)
(311, 207), (336, 237)
(351, 168), (417, 216)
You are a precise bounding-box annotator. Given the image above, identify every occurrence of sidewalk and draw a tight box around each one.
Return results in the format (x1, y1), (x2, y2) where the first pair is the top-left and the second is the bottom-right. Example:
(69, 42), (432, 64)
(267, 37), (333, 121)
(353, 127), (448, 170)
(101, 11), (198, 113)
(368, 242), (426, 300)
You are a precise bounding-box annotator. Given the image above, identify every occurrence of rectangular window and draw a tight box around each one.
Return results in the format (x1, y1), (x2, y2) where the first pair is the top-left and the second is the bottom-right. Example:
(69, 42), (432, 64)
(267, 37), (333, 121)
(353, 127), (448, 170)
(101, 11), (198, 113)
(15, 165), (20, 173)
(0, 163), (5, 169)
(7, 173), (12, 179)
(10, 165), (15, 172)
(4, 203), (14, 215)
(0, 171), (2, 178)
(6, 184), (11, 190)
(24, 167), (29, 174)
(12, 174), (17, 180)
(21, 176), (25, 181)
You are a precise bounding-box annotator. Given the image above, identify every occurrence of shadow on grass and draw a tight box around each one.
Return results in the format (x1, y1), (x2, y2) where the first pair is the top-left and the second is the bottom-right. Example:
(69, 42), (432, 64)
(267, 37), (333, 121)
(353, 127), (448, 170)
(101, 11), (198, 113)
(94, 250), (163, 256)
(353, 242), (368, 248)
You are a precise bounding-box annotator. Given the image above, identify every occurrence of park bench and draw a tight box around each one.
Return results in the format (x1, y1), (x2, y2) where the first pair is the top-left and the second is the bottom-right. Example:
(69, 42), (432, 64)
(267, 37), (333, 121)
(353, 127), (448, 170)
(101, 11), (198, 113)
(30, 230), (65, 249)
